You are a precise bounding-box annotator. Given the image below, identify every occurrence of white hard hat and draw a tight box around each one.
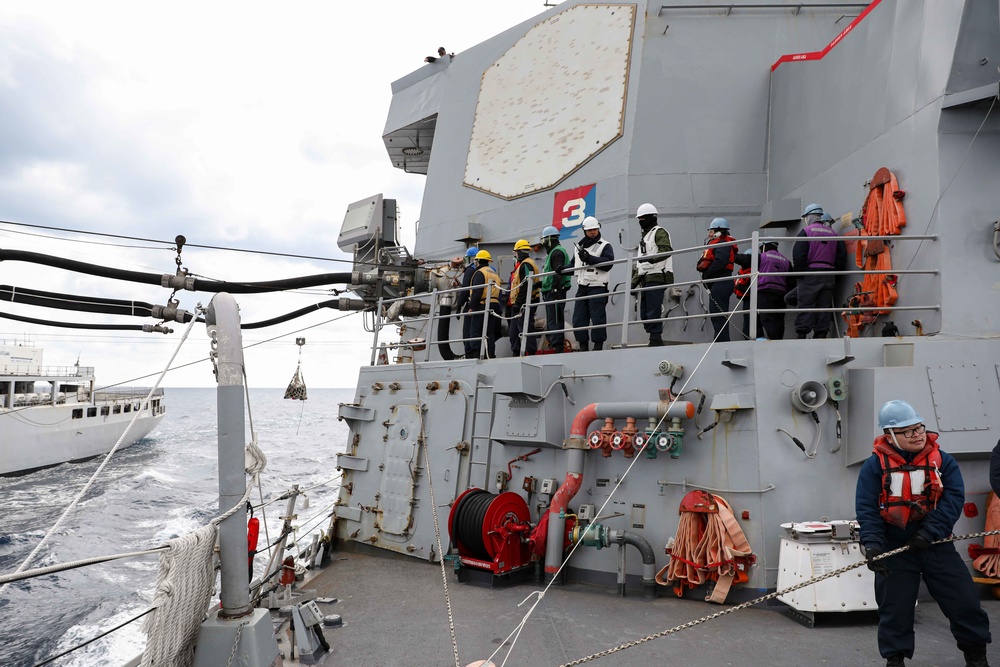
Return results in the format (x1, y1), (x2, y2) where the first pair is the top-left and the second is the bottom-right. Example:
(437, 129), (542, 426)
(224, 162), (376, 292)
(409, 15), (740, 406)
(581, 216), (600, 231)
(636, 203), (658, 218)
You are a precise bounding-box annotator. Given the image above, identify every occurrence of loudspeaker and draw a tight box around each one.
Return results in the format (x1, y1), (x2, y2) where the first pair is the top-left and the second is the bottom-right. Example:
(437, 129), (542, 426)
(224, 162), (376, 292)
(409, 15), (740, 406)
(790, 381), (828, 413)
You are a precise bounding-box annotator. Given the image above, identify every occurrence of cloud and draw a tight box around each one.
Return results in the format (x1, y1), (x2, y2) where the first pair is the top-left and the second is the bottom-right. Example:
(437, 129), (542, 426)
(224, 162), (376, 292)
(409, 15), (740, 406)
(0, 0), (546, 387)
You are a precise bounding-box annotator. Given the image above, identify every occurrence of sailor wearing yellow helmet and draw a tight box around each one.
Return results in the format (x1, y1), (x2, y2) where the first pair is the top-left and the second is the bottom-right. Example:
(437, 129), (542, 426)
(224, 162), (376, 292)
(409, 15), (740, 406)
(467, 249), (502, 359)
(507, 239), (541, 356)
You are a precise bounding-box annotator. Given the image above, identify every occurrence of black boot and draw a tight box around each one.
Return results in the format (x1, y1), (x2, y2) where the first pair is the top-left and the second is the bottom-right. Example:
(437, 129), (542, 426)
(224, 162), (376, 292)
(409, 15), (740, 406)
(886, 656), (905, 667)
(579, 342), (589, 352)
(813, 330), (828, 339)
(963, 646), (989, 667)
(648, 337), (664, 347)
(796, 332), (808, 339)
(593, 342), (603, 351)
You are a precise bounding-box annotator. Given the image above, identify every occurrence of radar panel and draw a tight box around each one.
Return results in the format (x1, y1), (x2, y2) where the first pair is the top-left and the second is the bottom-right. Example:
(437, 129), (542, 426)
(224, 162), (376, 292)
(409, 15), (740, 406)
(464, 4), (635, 199)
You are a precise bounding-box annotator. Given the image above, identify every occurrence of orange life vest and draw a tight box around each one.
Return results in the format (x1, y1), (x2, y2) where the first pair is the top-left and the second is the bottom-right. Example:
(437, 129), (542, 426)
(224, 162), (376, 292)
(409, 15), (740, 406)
(873, 432), (944, 529)
(733, 267), (752, 298)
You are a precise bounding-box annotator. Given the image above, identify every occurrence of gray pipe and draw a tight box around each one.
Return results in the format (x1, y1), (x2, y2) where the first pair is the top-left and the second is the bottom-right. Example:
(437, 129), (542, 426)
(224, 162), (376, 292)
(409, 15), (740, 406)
(206, 293), (252, 618)
(610, 529), (658, 598)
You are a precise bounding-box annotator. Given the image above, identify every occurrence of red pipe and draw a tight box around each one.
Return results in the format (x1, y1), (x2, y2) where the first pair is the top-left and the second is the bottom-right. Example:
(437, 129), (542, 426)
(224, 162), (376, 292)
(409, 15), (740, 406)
(570, 403), (599, 438)
(544, 464), (584, 574)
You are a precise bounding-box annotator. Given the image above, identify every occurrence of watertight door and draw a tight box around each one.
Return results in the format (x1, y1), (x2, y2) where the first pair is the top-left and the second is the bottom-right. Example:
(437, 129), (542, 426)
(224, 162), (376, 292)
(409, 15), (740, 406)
(378, 404), (420, 535)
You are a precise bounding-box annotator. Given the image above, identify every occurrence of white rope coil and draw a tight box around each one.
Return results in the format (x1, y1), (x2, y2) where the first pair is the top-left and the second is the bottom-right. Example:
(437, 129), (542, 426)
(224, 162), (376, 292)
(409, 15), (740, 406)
(141, 407), (267, 665)
(140, 524), (218, 667)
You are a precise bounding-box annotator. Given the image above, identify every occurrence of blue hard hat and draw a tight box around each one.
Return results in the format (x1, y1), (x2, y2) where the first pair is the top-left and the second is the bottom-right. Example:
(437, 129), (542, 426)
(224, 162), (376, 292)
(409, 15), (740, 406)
(541, 225), (560, 239)
(820, 212), (834, 223)
(465, 246), (479, 258)
(878, 400), (924, 430)
(803, 203), (824, 217)
(708, 217), (730, 230)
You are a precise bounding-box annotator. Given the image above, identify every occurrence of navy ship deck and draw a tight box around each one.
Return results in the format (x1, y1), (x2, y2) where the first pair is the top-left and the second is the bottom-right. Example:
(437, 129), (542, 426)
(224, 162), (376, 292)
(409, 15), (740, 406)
(286, 548), (1000, 667)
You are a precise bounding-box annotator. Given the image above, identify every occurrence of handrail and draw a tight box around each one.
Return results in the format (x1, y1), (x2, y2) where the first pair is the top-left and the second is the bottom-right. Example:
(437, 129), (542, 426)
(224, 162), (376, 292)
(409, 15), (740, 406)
(368, 232), (940, 362)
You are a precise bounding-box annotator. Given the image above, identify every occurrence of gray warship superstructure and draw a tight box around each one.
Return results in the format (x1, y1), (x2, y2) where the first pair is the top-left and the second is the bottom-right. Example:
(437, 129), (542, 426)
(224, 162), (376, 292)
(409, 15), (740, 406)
(330, 0), (1000, 601)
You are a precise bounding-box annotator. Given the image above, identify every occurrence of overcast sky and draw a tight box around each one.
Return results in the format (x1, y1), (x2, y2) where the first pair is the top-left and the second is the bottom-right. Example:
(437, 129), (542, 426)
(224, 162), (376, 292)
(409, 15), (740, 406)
(0, 0), (547, 389)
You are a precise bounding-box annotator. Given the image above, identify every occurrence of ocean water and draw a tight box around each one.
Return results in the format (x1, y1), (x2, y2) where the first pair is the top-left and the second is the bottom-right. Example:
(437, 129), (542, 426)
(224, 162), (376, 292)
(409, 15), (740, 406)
(0, 387), (352, 667)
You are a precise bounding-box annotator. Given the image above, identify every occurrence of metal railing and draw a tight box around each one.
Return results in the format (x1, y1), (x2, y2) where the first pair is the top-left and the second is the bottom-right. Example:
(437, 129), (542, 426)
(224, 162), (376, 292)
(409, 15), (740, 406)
(367, 231), (939, 363)
(0, 364), (95, 378)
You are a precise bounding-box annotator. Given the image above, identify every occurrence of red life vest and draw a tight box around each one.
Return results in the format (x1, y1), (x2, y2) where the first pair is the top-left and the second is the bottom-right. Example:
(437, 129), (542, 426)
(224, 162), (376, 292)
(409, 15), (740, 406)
(697, 236), (736, 273)
(873, 432), (944, 528)
(734, 267), (752, 297)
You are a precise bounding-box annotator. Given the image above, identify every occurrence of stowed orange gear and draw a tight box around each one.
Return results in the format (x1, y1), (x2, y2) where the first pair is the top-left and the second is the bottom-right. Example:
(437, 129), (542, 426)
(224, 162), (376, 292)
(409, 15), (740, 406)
(844, 167), (906, 336)
(656, 489), (753, 604)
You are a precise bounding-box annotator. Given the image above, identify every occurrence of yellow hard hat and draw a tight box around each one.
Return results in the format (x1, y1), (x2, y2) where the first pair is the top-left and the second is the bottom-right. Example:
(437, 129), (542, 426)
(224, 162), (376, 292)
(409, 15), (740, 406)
(514, 239), (531, 251)
(475, 249), (492, 261)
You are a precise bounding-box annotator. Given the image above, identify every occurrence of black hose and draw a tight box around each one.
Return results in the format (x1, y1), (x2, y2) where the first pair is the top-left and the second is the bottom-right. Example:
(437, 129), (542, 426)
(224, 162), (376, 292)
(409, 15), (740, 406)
(0, 309), (147, 330)
(437, 304), (458, 360)
(0, 248), (167, 286)
(238, 299), (369, 329)
(0, 248), (354, 293)
(1, 284), (161, 318)
(190, 272), (354, 294)
(451, 489), (494, 560)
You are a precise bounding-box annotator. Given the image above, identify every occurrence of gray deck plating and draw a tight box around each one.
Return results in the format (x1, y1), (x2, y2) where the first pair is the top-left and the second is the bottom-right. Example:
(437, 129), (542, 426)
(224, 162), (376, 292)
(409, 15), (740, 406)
(298, 548), (1000, 667)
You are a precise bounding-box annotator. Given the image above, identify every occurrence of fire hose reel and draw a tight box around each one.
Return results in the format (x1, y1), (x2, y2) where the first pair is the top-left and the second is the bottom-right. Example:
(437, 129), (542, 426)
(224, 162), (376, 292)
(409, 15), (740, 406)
(448, 488), (532, 576)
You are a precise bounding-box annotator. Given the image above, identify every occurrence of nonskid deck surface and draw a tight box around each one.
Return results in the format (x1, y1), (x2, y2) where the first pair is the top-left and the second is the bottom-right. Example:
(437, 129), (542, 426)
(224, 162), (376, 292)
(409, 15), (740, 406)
(293, 550), (1000, 667)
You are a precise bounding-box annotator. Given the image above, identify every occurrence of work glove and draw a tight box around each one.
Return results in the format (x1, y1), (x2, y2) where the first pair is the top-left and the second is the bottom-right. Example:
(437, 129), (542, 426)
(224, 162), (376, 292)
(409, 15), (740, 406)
(906, 534), (932, 551)
(864, 546), (890, 575)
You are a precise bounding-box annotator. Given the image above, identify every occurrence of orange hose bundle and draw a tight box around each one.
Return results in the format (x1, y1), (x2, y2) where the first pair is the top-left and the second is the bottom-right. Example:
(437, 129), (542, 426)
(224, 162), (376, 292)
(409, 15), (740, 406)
(973, 492), (1000, 579)
(843, 167), (906, 337)
(655, 489), (753, 604)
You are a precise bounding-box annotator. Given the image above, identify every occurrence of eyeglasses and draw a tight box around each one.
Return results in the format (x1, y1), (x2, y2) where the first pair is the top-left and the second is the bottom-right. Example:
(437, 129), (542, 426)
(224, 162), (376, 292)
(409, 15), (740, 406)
(892, 424), (926, 438)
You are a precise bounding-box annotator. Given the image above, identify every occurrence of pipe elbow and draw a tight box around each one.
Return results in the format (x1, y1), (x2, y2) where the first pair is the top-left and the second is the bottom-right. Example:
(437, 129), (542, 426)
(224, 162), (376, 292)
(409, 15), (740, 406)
(570, 403), (599, 438)
(619, 531), (657, 566)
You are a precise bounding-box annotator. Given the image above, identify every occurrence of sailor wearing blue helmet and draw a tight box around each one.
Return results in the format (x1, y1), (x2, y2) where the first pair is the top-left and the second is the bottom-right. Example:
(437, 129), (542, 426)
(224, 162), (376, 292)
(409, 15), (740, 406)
(856, 400), (991, 667)
(792, 205), (846, 339)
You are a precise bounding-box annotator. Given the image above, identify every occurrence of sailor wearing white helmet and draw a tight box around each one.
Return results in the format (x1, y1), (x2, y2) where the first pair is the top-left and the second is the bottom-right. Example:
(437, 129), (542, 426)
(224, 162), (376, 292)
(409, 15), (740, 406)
(631, 203), (673, 347)
(571, 216), (614, 351)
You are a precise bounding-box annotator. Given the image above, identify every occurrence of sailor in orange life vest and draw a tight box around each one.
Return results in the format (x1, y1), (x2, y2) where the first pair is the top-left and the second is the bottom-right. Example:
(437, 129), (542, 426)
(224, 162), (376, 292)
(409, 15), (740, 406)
(856, 400), (991, 667)
(696, 218), (737, 342)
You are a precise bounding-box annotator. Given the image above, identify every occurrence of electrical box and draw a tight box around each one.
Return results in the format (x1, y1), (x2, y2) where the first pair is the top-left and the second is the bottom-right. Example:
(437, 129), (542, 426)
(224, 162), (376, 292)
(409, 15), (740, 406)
(577, 503), (596, 521)
(828, 376), (847, 402)
(298, 600), (325, 627)
(495, 471), (510, 492)
(337, 193), (398, 251)
(539, 478), (558, 494)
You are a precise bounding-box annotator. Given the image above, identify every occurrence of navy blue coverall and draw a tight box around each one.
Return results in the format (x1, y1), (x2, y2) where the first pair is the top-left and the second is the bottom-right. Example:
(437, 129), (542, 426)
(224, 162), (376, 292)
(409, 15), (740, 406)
(453, 263), (478, 358)
(856, 440), (991, 660)
(990, 439), (1000, 496)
